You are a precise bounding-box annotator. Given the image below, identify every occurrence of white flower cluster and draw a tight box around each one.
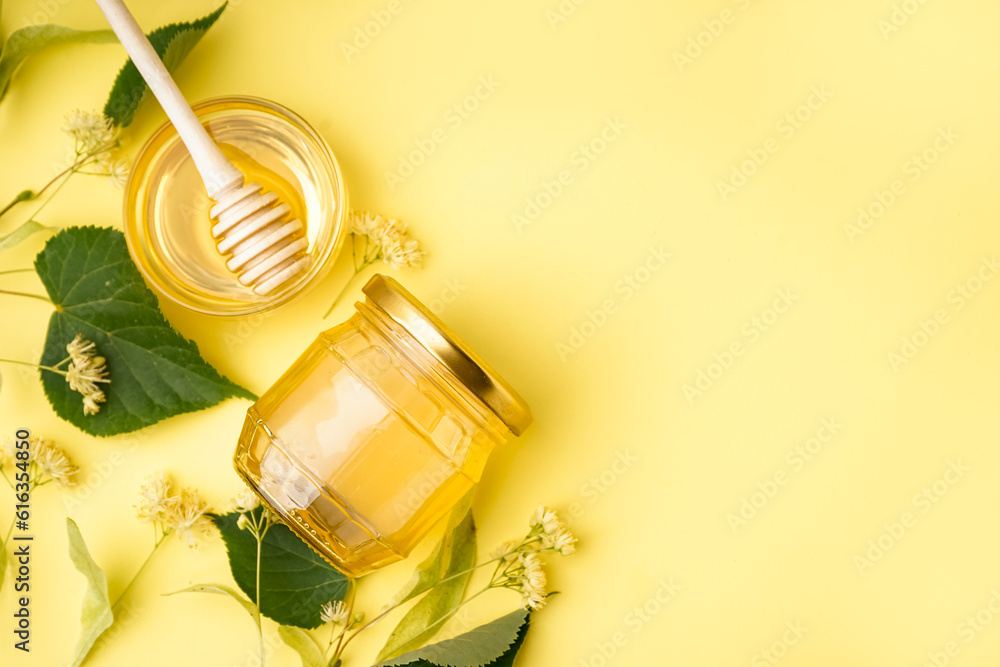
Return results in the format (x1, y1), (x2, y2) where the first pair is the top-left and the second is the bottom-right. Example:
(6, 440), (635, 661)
(135, 471), (213, 548)
(489, 505), (578, 611)
(65, 334), (110, 415)
(62, 110), (130, 188)
(350, 211), (425, 270)
(0, 434), (78, 488)
(230, 486), (280, 534)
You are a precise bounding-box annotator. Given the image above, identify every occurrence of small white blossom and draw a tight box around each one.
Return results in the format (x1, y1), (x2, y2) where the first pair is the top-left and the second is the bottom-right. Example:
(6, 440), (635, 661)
(490, 539), (520, 562)
(382, 237), (424, 270)
(62, 110), (118, 155)
(232, 488), (260, 514)
(529, 505), (562, 536)
(135, 471), (178, 523)
(108, 159), (130, 188)
(350, 211), (383, 237)
(518, 553), (547, 611)
(548, 529), (577, 556)
(320, 600), (349, 625)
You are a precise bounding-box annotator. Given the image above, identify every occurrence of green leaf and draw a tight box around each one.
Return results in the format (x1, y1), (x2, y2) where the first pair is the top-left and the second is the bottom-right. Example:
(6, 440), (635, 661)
(166, 583), (259, 622)
(104, 3), (227, 127)
(33, 226), (256, 437)
(377, 507), (477, 662)
(377, 610), (530, 667)
(0, 25), (116, 100)
(386, 490), (476, 609)
(0, 219), (53, 250)
(66, 518), (114, 667)
(278, 625), (324, 667)
(212, 508), (349, 629)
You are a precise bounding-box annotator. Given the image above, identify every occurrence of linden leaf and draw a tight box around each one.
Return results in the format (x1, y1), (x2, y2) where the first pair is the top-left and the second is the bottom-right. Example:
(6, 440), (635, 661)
(66, 518), (114, 667)
(385, 490), (475, 610)
(376, 507), (477, 662)
(104, 3), (227, 126)
(212, 508), (350, 629)
(0, 25), (116, 100)
(0, 219), (53, 250)
(166, 583), (259, 622)
(33, 226), (256, 437)
(376, 610), (530, 667)
(278, 626), (324, 667)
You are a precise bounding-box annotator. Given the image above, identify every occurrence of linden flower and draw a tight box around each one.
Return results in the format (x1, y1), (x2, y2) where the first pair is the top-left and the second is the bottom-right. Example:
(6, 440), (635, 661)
(320, 600), (350, 625)
(518, 552), (547, 611)
(350, 211), (384, 237)
(490, 539), (520, 562)
(0, 435), (79, 488)
(33, 440), (79, 489)
(135, 471), (178, 524)
(64, 334), (110, 416)
(231, 488), (260, 514)
(350, 211), (425, 270)
(63, 109), (119, 155)
(108, 159), (130, 189)
(530, 505), (562, 535)
(383, 237), (424, 270)
(164, 488), (212, 548)
(548, 529), (577, 556)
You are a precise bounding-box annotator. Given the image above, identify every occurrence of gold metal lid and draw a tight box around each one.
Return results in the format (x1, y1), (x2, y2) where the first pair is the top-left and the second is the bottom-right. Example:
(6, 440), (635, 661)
(361, 274), (533, 435)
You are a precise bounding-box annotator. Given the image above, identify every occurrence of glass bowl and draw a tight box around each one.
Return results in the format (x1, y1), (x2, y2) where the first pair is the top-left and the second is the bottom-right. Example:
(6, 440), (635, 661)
(123, 96), (347, 316)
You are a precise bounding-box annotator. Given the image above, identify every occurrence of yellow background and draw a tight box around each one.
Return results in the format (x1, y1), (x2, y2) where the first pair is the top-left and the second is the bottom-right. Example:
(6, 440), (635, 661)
(2, 0), (1000, 665)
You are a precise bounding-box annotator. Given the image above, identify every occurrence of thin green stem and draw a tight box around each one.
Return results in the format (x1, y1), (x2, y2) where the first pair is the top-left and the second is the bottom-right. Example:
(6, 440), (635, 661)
(111, 532), (168, 611)
(0, 359), (66, 375)
(0, 141), (116, 223)
(254, 513), (272, 667)
(0, 268), (34, 276)
(323, 267), (364, 319)
(0, 289), (49, 302)
(0, 191), (33, 218)
(27, 173), (73, 223)
(329, 579), (356, 663)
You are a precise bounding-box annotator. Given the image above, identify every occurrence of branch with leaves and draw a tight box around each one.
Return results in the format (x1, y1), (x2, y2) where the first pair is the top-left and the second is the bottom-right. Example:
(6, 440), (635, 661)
(170, 489), (578, 667)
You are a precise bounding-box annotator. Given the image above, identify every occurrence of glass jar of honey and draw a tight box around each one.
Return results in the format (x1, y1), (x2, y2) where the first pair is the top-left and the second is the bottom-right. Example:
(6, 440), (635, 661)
(233, 274), (532, 576)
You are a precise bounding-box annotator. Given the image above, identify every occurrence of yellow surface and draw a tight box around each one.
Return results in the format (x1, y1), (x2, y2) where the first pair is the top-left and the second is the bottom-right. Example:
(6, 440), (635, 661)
(2, 0), (1000, 665)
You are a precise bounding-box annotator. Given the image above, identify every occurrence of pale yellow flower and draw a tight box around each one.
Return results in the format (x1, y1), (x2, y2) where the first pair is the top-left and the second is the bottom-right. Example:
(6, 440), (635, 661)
(350, 211), (383, 237)
(490, 539), (520, 562)
(529, 505), (562, 535)
(135, 471), (178, 523)
(548, 529), (577, 556)
(349, 211), (424, 269)
(1, 435), (78, 488)
(231, 488), (260, 514)
(165, 488), (212, 548)
(382, 237), (424, 270)
(64, 334), (110, 416)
